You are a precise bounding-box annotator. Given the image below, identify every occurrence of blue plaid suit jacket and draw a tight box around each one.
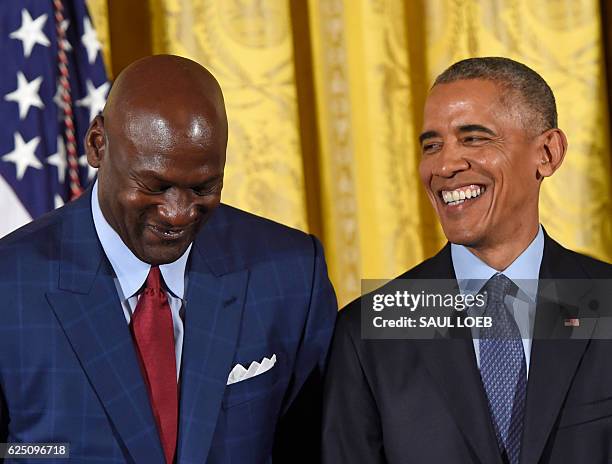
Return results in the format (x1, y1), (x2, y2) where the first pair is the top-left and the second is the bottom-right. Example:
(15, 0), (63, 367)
(0, 188), (337, 463)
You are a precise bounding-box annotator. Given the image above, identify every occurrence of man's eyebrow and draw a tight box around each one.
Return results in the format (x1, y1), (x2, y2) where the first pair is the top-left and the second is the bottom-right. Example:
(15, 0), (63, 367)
(458, 124), (497, 136)
(419, 130), (440, 144)
(196, 175), (223, 187)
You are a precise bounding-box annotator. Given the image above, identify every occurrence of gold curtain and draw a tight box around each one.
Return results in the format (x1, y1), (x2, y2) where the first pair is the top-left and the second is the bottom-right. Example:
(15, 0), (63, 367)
(87, 0), (612, 307)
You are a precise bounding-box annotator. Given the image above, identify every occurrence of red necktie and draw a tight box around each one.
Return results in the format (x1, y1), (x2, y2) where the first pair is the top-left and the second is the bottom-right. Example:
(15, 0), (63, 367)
(131, 266), (178, 464)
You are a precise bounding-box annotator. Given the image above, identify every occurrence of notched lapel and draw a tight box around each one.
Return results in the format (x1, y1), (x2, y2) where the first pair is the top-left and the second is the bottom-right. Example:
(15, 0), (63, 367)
(47, 266), (165, 464)
(418, 336), (504, 464)
(176, 244), (249, 463)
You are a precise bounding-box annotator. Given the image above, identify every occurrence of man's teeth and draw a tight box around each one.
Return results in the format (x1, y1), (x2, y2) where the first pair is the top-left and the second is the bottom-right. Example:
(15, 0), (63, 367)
(442, 186), (485, 205)
(151, 225), (184, 237)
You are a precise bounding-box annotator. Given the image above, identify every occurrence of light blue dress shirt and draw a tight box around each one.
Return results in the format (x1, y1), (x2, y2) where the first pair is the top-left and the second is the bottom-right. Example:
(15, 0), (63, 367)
(451, 226), (544, 378)
(91, 180), (190, 380)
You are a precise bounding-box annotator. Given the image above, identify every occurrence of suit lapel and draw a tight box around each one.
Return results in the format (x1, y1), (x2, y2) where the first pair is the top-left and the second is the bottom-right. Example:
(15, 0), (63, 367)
(521, 233), (596, 464)
(414, 245), (503, 464)
(176, 223), (249, 463)
(418, 339), (504, 464)
(46, 191), (165, 464)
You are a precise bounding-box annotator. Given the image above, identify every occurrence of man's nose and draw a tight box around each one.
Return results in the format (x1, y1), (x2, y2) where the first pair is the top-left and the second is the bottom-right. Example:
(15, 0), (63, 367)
(431, 143), (470, 178)
(158, 189), (198, 227)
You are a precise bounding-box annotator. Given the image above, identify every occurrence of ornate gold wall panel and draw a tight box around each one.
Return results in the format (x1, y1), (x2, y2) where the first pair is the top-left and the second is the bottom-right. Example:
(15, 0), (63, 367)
(308, 0), (362, 304)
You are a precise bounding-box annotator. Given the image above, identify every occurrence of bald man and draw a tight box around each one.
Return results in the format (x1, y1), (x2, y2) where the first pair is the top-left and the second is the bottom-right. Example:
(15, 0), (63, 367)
(0, 55), (337, 463)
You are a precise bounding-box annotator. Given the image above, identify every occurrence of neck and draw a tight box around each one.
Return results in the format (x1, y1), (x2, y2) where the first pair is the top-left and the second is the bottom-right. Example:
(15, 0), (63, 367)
(466, 222), (540, 271)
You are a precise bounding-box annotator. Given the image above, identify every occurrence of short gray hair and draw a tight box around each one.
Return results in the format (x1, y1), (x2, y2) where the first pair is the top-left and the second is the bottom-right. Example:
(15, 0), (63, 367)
(434, 57), (557, 134)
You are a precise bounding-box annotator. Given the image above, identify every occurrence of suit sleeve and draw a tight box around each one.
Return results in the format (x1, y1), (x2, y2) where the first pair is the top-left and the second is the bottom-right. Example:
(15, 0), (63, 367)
(272, 235), (338, 462)
(322, 304), (386, 464)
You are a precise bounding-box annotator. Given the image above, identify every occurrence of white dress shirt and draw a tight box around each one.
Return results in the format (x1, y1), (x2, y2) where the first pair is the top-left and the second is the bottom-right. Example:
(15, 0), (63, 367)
(91, 180), (189, 380)
(451, 226), (544, 378)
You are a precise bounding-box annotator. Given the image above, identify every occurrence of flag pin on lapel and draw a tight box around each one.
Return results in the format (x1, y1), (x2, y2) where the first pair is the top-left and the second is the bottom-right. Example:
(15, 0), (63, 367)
(564, 318), (580, 327)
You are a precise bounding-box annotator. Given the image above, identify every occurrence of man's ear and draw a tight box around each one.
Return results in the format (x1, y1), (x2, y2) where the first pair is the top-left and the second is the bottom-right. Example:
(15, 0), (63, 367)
(537, 128), (567, 179)
(85, 115), (106, 168)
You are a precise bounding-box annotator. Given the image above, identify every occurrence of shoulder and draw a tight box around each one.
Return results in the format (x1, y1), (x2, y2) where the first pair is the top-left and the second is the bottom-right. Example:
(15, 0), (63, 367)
(0, 193), (94, 277)
(567, 249), (612, 278)
(199, 204), (324, 270)
(544, 235), (612, 279)
(0, 207), (62, 246)
(398, 244), (453, 279)
(338, 244), (452, 331)
(0, 205), (68, 264)
(0, 205), (79, 295)
(212, 203), (320, 252)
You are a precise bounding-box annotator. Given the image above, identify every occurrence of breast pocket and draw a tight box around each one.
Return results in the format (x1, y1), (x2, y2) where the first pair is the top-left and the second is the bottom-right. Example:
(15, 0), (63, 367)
(222, 352), (287, 409)
(558, 396), (612, 429)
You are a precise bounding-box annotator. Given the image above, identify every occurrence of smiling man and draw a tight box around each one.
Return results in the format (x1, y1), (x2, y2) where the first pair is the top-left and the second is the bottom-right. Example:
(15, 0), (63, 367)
(0, 55), (337, 463)
(323, 57), (612, 463)
(419, 69), (565, 270)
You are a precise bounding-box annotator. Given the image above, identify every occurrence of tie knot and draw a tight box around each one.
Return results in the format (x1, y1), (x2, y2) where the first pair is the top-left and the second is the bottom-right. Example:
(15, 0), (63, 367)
(483, 273), (515, 305)
(145, 266), (163, 291)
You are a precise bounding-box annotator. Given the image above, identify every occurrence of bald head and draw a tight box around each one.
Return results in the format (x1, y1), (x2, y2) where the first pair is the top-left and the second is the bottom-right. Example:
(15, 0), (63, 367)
(107, 54), (223, 102)
(86, 55), (228, 264)
(103, 55), (228, 149)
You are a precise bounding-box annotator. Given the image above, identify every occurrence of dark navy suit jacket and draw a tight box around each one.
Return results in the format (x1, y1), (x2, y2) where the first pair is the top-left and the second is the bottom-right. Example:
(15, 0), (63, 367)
(323, 233), (612, 463)
(0, 188), (337, 463)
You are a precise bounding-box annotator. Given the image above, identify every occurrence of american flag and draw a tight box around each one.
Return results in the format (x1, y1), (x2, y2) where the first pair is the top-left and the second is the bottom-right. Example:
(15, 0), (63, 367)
(0, 0), (109, 237)
(564, 318), (580, 327)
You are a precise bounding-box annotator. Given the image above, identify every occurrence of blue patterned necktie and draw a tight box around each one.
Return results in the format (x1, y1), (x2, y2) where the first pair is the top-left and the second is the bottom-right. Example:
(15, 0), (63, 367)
(479, 273), (527, 464)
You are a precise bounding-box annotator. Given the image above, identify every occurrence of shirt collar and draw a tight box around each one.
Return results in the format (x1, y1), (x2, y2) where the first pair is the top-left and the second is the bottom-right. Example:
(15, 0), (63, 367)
(451, 225), (544, 301)
(91, 180), (191, 299)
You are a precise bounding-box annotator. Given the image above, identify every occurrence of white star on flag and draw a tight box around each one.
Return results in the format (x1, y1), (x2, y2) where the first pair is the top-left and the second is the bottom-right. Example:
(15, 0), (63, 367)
(47, 136), (67, 184)
(4, 72), (45, 120)
(79, 153), (97, 180)
(81, 17), (101, 64)
(1, 2), (110, 238)
(76, 80), (109, 122)
(9, 9), (50, 58)
(2, 133), (43, 180)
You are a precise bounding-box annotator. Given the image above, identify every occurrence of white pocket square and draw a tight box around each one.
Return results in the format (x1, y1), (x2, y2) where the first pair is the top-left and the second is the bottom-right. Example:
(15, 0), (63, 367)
(227, 354), (277, 385)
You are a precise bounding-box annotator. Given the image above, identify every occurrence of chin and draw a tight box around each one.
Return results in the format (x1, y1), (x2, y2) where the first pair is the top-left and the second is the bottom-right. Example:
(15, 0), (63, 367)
(441, 225), (483, 247)
(138, 245), (187, 265)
